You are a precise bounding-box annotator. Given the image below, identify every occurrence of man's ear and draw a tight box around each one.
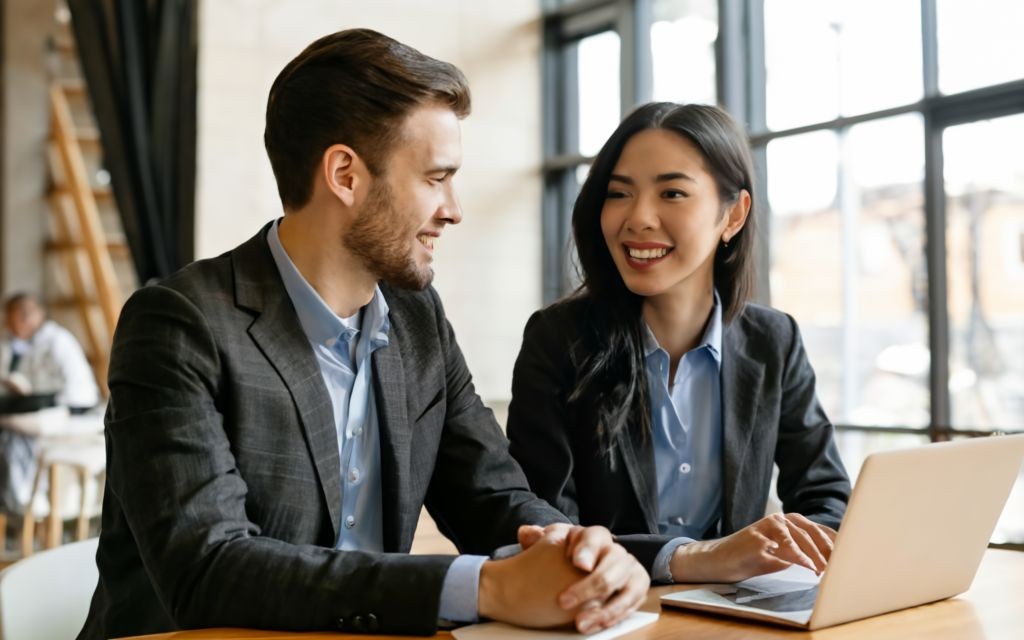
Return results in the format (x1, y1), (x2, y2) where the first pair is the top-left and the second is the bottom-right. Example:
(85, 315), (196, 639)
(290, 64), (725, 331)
(321, 144), (366, 208)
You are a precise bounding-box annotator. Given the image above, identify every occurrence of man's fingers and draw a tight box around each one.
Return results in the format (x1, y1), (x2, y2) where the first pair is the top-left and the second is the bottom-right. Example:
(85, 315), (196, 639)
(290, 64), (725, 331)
(520, 523), (576, 550)
(574, 593), (629, 634)
(567, 526), (612, 572)
(564, 525), (585, 557)
(559, 546), (630, 609)
(544, 523), (575, 545)
(516, 525), (545, 549)
(574, 566), (648, 634)
(573, 599), (603, 635)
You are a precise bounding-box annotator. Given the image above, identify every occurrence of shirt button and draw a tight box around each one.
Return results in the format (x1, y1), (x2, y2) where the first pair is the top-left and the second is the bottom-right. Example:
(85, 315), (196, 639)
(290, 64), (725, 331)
(348, 468), (360, 483)
(679, 462), (692, 474)
(345, 515), (355, 528)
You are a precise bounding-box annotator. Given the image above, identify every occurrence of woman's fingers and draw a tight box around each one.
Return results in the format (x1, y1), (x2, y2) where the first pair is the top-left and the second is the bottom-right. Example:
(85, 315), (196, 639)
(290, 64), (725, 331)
(750, 530), (794, 575)
(786, 513), (835, 561)
(760, 515), (817, 573)
(784, 519), (827, 573)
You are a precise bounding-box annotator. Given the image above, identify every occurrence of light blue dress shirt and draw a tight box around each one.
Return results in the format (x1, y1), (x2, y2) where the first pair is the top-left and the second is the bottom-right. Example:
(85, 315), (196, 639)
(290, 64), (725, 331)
(645, 292), (724, 582)
(267, 221), (484, 621)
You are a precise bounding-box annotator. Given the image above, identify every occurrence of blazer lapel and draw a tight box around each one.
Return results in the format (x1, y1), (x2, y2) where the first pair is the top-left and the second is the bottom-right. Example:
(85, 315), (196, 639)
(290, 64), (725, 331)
(721, 322), (765, 534)
(233, 226), (342, 542)
(371, 319), (413, 553)
(615, 423), (659, 533)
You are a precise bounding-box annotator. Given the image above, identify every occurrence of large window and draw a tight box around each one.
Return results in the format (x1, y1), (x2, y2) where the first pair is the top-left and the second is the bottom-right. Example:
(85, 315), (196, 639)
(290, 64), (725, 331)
(542, 0), (1024, 545)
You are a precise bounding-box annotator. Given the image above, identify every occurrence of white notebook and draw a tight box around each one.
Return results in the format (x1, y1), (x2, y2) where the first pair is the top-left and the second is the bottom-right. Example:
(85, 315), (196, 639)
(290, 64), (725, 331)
(451, 611), (658, 640)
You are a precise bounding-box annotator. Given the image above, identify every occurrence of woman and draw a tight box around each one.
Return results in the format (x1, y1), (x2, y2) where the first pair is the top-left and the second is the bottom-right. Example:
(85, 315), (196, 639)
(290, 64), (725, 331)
(507, 102), (851, 584)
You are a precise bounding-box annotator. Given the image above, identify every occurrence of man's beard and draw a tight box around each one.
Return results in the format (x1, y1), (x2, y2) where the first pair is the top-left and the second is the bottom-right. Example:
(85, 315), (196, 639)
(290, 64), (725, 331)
(344, 177), (433, 291)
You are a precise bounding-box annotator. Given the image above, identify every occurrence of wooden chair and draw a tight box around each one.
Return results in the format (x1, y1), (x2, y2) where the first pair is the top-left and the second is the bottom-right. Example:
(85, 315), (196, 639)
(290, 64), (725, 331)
(19, 436), (105, 557)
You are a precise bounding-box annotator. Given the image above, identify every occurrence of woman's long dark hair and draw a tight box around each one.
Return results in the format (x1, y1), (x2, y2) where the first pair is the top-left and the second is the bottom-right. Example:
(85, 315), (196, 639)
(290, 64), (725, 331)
(569, 102), (756, 454)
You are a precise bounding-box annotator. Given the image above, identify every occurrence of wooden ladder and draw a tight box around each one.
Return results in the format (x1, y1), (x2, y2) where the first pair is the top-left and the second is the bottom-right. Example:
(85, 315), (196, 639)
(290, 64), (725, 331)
(46, 78), (124, 395)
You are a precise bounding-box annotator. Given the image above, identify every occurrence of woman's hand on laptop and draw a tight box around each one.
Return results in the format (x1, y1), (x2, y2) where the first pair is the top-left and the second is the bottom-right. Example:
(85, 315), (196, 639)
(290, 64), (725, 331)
(669, 513), (836, 583)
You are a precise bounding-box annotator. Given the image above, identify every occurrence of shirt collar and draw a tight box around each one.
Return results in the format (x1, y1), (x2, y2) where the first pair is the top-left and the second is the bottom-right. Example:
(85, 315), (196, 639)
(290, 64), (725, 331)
(9, 321), (56, 354)
(9, 337), (30, 356)
(267, 218), (390, 348)
(642, 289), (723, 367)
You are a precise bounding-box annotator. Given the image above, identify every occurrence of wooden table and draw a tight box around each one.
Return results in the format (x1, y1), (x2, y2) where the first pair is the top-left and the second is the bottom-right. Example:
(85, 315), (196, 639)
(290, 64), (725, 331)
(126, 548), (1023, 640)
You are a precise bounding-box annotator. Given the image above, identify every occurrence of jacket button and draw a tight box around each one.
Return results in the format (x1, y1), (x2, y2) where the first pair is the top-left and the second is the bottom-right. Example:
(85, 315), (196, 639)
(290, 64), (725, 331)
(367, 613), (379, 632)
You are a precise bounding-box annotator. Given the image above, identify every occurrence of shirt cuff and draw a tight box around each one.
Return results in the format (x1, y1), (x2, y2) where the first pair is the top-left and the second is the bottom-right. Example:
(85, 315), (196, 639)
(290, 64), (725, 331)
(438, 554), (489, 624)
(651, 537), (696, 583)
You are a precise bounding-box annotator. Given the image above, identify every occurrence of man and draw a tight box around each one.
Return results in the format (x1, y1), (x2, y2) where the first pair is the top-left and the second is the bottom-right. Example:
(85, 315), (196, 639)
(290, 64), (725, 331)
(0, 293), (99, 515)
(1, 293), (98, 411)
(78, 29), (647, 639)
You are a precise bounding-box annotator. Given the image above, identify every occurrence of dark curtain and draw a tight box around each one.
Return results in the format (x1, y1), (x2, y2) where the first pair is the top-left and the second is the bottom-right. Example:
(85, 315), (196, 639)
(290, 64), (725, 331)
(67, 0), (198, 283)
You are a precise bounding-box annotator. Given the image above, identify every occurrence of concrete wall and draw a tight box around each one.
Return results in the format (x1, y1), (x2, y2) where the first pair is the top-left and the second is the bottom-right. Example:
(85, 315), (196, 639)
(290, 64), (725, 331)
(197, 0), (544, 404)
(1, 0), (56, 295)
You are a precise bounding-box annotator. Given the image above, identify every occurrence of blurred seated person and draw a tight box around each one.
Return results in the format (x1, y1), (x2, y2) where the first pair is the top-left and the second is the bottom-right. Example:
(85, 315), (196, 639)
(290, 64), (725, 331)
(1, 292), (99, 412)
(0, 292), (99, 516)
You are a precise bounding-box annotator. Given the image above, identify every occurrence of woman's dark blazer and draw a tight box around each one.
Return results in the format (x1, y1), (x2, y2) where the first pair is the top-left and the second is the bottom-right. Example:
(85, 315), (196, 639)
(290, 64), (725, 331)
(506, 296), (852, 572)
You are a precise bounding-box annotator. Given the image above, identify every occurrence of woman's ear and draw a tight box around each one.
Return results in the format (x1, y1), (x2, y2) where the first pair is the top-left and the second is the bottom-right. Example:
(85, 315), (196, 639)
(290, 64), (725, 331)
(721, 188), (751, 244)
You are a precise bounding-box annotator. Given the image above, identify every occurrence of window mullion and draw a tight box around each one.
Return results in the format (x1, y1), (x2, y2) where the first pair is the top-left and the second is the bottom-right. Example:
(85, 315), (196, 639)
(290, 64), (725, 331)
(923, 115), (951, 440)
(921, 0), (939, 98)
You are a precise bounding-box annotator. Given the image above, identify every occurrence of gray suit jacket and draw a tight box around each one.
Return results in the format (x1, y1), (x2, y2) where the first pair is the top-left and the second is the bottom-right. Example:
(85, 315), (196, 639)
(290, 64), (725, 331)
(507, 296), (851, 571)
(78, 225), (566, 639)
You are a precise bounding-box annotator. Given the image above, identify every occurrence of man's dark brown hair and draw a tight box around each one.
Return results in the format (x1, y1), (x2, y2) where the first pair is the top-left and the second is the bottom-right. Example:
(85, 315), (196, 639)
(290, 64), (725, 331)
(3, 292), (41, 316)
(264, 28), (472, 211)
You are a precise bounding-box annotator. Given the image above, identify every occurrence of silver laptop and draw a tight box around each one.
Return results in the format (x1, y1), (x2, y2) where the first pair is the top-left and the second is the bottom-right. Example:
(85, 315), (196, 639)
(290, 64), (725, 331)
(661, 434), (1024, 630)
